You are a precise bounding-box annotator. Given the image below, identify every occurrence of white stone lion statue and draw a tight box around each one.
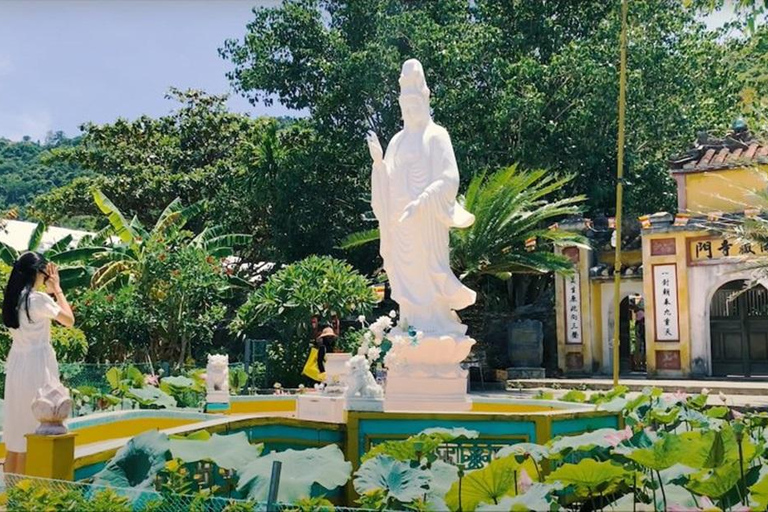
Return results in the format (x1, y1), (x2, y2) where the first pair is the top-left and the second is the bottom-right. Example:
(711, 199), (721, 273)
(206, 354), (229, 395)
(345, 355), (383, 399)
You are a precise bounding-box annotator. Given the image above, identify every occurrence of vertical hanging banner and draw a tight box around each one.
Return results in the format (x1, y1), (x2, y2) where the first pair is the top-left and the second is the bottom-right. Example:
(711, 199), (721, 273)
(653, 264), (679, 341)
(564, 273), (582, 344)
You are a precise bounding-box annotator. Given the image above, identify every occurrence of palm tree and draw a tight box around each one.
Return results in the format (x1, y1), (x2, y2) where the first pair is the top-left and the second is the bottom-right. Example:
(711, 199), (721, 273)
(340, 165), (588, 286)
(89, 190), (253, 289)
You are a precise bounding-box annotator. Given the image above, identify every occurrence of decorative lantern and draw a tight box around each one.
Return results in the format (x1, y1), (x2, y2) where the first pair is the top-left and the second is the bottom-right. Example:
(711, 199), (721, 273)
(525, 237), (537, 251)
(608, 217), (616, 229)
(372, 284), (386, 303)
(638, 215), (651, 229)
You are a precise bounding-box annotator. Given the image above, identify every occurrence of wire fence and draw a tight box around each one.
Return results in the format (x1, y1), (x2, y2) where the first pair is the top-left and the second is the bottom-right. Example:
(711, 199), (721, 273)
(1, 473), (368, 512)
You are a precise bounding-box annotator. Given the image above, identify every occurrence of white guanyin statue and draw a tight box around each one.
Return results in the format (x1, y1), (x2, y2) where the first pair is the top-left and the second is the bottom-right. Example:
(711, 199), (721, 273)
(366, 59), (477, 411)
(366, 58), (476, 335)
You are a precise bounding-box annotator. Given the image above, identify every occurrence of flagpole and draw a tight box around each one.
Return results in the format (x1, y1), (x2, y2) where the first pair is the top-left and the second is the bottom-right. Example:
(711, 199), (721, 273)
(612, 0), (629, 387)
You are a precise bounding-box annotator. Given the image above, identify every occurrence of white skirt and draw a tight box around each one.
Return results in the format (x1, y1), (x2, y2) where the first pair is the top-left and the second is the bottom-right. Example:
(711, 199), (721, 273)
(3, 343), (60, 452)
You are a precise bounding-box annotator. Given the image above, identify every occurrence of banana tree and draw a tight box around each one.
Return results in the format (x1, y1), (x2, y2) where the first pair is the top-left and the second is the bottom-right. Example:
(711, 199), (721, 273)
(340, 165), (588, 285)
(90, 190), (253, 289)
(0, 220), (106, 289)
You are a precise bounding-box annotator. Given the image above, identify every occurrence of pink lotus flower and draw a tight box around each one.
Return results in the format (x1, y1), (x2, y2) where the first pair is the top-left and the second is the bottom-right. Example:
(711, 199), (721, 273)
(605, 426), (633, 447)
(732, 409), (744, 420)
(517, 469), (533, 494)
(144, 374), (159, 386)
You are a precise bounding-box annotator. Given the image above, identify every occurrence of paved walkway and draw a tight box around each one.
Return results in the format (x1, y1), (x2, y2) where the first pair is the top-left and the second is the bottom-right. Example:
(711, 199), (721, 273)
(505, 377), (768, 395)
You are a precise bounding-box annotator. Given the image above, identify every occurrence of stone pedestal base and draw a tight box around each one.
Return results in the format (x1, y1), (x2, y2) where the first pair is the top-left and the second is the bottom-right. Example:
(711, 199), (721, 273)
(385, 374), (472, 412)
(296, 394), (346, 423)
(346, 397), (384, 412)
(25, 433), (76, 480)
(383, 333), (475, 412)
(206, 391), (229, 404)
(506, 367), (546, 379)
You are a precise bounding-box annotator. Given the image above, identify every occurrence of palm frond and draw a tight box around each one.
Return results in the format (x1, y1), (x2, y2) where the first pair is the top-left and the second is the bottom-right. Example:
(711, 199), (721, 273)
(339, 228), (381, 250)
(48, 247), (108, 265)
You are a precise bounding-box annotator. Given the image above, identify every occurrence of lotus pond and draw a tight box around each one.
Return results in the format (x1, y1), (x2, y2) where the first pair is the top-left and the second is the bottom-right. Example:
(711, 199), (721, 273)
(5, 385), (768, 511)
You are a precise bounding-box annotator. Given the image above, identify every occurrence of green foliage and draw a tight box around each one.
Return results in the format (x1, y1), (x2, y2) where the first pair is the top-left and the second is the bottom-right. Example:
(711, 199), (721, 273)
(342, 166), (586, 284)
(234, 255), (377, 386)
(222, 0), (767, 223)
(0, 133), (88, 219)
(50, 325), (89, 363)
(228, 366), (249, 394)
(169, 431), (263, 470)
(6, 480), (134, 512)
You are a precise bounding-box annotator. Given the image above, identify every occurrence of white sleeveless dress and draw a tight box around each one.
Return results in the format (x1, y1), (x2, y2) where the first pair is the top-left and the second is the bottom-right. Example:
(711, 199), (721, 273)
(3, 291), (61, 452)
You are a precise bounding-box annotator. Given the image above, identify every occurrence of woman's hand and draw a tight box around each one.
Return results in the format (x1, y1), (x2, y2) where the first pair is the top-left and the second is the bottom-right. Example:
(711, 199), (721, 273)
(45, 262), (62, 294)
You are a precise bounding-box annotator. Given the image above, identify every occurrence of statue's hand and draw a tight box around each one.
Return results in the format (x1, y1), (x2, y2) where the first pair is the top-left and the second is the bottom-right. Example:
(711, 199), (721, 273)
(366, 131), (384, 166)
(399, 196), (422, 223)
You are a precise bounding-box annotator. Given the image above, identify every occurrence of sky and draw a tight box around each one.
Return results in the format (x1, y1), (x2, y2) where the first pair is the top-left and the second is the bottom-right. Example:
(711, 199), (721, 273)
(0, 0), (740, 142)
(0, 0), (288, 142)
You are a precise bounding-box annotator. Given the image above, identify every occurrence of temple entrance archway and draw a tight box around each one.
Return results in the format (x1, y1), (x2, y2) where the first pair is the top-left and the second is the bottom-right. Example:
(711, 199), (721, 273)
(710, 280), (768, 377)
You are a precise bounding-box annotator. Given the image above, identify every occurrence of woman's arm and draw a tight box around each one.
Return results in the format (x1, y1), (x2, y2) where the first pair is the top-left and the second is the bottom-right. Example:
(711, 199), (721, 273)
(45, 263), (75, 327)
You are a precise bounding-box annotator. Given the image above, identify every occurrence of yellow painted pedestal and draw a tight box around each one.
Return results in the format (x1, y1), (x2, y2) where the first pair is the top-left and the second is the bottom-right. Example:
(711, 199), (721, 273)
(25, 433), (76, 481)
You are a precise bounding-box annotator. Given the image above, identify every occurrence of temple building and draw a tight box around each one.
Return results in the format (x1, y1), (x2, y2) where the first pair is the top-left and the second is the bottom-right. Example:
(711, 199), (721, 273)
(555, 122), (768, 378)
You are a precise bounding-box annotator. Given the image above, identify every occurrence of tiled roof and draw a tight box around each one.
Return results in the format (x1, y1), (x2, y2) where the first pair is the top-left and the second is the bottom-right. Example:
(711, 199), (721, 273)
(669, 125), (768, 173)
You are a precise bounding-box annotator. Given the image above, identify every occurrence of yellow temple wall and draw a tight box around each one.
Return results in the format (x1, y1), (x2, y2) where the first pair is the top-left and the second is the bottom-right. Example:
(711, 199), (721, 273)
(681, 165), (768, 214)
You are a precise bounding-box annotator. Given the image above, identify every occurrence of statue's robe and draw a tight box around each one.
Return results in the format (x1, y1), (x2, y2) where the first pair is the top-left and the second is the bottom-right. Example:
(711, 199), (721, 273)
(372, 120), (476, 334)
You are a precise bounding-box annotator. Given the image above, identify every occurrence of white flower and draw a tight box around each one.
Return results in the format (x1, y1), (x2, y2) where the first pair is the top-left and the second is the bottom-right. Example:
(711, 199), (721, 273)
(364, 332), (372, 341)
(357, 345), (368, 356)
(367, 346), (382, 361)
(719, 391), (728, 403)
(273, 382), (282, 389)
(389, 310), (397, 318)
(298, 384), (305, 390)
(358, 315), (366, 325)
(701, 387), (710, 395)
(392, 335), (407, 346)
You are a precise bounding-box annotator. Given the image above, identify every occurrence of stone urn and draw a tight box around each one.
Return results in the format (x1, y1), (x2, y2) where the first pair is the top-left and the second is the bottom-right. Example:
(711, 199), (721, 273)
(31, 381), (72, 435)
(323, 353), (352, 394)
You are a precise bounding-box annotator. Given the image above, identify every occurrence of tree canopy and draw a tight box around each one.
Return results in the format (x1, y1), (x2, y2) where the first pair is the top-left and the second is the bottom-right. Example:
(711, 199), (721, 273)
(221, 0), (766, 218)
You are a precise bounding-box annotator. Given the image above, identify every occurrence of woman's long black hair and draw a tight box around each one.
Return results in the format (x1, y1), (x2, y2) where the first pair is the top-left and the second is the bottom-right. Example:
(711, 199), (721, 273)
(2, 252), (47, 329)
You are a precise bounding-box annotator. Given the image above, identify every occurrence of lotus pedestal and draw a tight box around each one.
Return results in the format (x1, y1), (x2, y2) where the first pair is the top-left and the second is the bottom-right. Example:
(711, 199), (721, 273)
(384, 334), (475, 412)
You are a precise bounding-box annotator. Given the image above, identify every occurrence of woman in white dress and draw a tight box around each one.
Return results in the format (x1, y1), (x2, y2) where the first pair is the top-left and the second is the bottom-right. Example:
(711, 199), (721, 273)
(2, 252), (74, 474)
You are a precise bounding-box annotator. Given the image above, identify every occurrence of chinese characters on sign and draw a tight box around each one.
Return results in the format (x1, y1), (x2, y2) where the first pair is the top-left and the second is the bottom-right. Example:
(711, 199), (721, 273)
(564, 273), (582, 344)
(690, 237), (768, 263)
(653, 264), (679, 341)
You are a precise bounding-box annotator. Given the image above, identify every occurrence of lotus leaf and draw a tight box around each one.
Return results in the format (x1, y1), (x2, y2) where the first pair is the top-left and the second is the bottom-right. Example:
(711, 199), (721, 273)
(686, 460), (742, 499)
(354, 455), (431, 505)
(420, 427), (479, 441)
(706, 406), (729, 419)
(476, 482), (561, 512)
(93, 430), (170, 490)
(598, 396), (629, 412)
(127, 386), (177, 408)
(444, 455), (524, 511)
(545, 459), (629, 498)
(238, 445), (351, 503)
(170, 431), (263, 470)
(547, 428), (620, 456)
(749, 468), (768, 510)
(561, 390), (587, 403)
(361, 428), (479, 463)
(626, 433), (683, 470)
(428, 460), (460, 499)
(160, 375), (195, 391)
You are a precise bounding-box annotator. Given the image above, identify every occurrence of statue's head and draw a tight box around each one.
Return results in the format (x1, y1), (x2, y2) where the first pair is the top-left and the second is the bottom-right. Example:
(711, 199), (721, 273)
(207, 353), (228, 369)
(398, 59), (431, 127)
